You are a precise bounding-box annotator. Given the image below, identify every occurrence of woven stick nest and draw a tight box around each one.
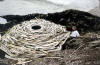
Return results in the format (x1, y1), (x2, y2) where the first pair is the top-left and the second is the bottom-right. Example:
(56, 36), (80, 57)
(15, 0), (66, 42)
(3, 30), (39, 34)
(0, 19), (70, 64)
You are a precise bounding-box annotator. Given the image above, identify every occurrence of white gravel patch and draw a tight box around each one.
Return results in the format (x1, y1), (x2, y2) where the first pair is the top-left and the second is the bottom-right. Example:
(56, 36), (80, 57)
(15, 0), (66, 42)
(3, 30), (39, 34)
(0, 17), (7, 24)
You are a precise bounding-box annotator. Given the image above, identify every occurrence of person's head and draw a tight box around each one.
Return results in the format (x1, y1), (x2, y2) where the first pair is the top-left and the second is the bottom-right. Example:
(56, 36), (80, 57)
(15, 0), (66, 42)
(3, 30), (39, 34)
(72, 26), (77, 31)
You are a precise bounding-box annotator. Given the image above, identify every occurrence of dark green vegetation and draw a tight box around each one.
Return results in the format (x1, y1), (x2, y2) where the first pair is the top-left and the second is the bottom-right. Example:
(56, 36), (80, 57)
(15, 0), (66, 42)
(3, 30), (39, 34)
(0, 9), (100, 34)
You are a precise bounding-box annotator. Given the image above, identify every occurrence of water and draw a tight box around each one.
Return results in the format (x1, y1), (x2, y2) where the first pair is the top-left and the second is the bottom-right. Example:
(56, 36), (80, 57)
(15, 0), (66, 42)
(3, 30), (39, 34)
(0, 0), (99, 16)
